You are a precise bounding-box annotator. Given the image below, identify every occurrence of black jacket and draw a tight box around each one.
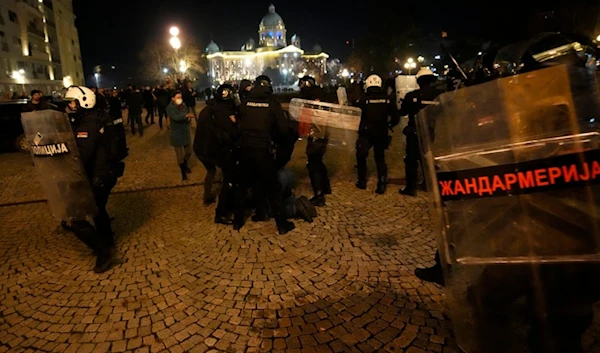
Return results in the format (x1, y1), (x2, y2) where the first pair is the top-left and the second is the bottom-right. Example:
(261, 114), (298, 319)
(127, 90), (143, 115)
(108, 96), (122, 118)
(23, 100), (52, 112)
(355, 88), (399, 138)
(212, 99), (238, 148)
(275, 112), (298, 169)
(72, 110), (112, 183)
(183, 88), (196, 108)
(155, 89), (170, 108)
(300, 86), (326, 102)
(238, 86), (290, 148)
(193, 100), (219, 165)
(399, 87), (441, 127)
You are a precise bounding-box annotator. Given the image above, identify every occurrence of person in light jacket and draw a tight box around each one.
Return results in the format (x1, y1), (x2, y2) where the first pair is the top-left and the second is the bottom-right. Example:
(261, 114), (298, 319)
(166, 91), (195, 181)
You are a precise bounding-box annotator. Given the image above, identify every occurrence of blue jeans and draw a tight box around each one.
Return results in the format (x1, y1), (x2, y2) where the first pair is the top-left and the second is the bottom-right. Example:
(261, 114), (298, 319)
(278, 168), (296, 219)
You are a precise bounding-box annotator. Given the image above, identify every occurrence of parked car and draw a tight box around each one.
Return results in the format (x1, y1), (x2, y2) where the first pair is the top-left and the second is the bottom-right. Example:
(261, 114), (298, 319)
(0, 99), (58, 153)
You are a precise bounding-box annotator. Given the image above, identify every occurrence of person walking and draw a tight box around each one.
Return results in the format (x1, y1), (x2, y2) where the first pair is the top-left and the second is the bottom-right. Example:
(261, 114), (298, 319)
(166, 91), (195, 181)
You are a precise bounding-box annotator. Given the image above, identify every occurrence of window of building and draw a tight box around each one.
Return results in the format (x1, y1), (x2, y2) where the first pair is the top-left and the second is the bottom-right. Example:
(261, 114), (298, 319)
(13, 36), (21, 45)
(0, 14), (5, 26)
(17, 61), (25, 70)
(0, 32), (5, 44)
(73, 54), (76, 61)
(71, 39), (74, 45)
(8, 11), (17, 23)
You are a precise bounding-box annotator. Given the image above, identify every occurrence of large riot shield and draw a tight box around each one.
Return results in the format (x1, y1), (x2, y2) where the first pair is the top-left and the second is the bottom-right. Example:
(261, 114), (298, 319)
(418, 65), (600, 353)
(21, 110), (97, 222)
(288, 98), (362, 149)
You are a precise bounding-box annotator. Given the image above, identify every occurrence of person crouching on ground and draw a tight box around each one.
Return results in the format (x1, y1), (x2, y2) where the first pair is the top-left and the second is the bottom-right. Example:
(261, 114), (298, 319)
(166, 91), (195, 181)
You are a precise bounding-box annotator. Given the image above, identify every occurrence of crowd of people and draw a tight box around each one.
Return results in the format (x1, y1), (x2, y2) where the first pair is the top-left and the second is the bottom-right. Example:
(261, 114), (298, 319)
(23, 68), (440, 276)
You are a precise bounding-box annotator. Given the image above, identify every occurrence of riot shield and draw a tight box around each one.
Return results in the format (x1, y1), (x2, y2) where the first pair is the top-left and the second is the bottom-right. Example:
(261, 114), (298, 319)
(288, 98), (362, 149)
(336, 87), (349, 106)
(418, 65), (600, 353)
(21, 110), (97, 222)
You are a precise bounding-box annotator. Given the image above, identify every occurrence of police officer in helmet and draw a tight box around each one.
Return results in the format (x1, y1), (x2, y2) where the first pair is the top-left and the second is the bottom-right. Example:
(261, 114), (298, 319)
(354, 74), (399, 194)
(212, 84), (239, 225)
(399, 68), (439, 196)
(234, 75), (295, 234)
(64, 86), (119, 273)
(299, 76), (331, 206)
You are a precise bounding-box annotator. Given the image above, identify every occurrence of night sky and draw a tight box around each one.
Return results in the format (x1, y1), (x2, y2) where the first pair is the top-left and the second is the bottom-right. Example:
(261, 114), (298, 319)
(73, 0), (559, 82)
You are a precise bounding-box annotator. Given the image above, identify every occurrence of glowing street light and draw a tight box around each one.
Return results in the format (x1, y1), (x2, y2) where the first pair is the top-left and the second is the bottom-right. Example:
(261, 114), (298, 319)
(94, 72), (100, 88)
(163, 68), (168, 74)
(596, 34), (600, 42)
(404, 59), (417, 75)
(179, 60), (188, 73)
(170, 37), (181, 50)
(341, 69), (349, 77)
(169, 26), (180, 37)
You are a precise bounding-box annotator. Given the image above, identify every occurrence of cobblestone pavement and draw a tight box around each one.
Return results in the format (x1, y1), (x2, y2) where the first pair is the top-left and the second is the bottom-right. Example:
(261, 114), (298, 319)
(0, 113), (458, 353)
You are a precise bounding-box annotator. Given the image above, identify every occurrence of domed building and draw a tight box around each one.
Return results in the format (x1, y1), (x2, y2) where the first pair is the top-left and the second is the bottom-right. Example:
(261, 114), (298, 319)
(206, 4), (329, 87)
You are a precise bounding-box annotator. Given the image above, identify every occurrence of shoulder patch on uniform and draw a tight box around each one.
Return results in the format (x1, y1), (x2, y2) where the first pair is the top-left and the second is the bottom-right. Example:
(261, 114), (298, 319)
(246, 102), (269, 108)
(76, 131), (88, 138)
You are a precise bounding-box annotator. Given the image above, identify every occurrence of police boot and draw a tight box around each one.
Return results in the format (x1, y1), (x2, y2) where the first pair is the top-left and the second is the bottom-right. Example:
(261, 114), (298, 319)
(400, 187), (417, 197)
(215, 215), (233, 225)
(355, 180), (367, 190)
(276, 219), (295, 235)
(376, 177), (387, 195)
(310, 194), (326, 207)
(179, 164), (188, 181)
(94, 247), (116, 274)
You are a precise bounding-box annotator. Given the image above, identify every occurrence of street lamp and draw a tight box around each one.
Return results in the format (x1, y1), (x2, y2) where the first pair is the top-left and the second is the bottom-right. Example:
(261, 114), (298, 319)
(179, 60), (188, 73)
(169, 26), (180, 37)
(417, 56), (425, 63)
(163, 68), (168, 74)
(94, 73), (100, 88)
(170, 37), (181, 50)
(404, 59), (417, 75)
(341, 69), (349, 77)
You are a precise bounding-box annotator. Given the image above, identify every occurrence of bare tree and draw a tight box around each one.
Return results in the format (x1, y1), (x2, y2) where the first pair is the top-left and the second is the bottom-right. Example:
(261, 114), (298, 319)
(139, 40), (207, 83)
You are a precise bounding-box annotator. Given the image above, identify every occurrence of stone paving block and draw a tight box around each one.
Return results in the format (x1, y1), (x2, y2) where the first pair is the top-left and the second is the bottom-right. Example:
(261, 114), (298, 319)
(0, 129), (464, 353)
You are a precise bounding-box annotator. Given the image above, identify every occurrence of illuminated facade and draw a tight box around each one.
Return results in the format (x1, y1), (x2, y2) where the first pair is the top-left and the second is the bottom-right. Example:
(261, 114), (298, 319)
(206, 4), (328, 86)
(0, 0), (84, 97)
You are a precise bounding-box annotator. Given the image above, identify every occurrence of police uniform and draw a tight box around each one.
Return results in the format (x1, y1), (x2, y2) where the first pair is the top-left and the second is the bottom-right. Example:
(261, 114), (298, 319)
(300, 83), (332, 205)
(212, 85), (238, 223)
(68, 108), (117, 271)
(354, 83), (399, 194)
(234, 78), (294, 234)
(399, 77), (441, 195)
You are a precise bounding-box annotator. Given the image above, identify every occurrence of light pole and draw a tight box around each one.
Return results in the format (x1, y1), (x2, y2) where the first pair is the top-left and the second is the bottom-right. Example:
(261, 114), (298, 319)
(169, 26), (182, 80)
(404, 58), (417, 75)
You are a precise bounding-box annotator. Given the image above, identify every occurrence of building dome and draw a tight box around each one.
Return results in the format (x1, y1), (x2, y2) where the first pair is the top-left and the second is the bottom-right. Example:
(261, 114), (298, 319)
(260, 4), (284, 28)
(206, 41), (220, 54)
(313, 43), (322, 53)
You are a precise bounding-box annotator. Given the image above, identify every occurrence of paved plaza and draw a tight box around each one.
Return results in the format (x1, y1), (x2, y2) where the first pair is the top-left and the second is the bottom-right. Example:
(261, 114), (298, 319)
(1, 114), (455, 353)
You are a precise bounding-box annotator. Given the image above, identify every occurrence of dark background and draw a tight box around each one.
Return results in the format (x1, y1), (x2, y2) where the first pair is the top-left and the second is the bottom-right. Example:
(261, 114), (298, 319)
(73, 0), (586, 84)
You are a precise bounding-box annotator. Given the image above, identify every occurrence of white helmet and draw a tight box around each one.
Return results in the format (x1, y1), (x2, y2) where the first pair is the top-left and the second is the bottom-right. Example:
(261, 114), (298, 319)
(365, 74), (382, 90)
(65, 86), (96, 109)
(416, 68), (434, 79)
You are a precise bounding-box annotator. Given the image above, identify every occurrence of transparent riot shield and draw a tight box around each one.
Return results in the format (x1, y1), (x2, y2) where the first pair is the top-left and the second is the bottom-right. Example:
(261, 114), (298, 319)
(418, 65), (600, 353)
(21, 110), (97, 222)
(288, 98), (362, 150)
(337, 87), (349, 106)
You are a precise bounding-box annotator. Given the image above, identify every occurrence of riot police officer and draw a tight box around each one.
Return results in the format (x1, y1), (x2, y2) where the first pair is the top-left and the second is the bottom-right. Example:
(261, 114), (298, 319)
(234, 75), (295, 235)
(212, 84), (239, 225)
(64, 86), (118, 273)
(399, 68), (440, 196)
(299, 76), (331, 206)
(354, 74), (399, 194)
